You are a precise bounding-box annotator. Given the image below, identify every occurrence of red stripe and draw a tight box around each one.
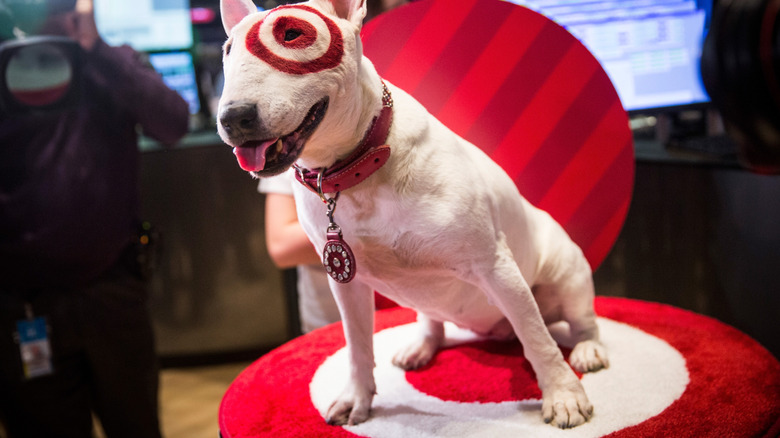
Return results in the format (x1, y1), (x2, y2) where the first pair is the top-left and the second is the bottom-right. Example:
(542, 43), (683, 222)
(587, 197), (631, 271)
(359, 11), (383, 42)
(434, 6), (546, 135)
(488, 40), (599, 186)
(381, 0), (480, 93)
(362, 0), (433, 75)
(565, 140), (635, 265)
(514, 67), (617, 206)
(538, 100), (631, 224)
(11, 83), (69, 106)
(410, 1), (517, 116)
(464, 20), (574, 156)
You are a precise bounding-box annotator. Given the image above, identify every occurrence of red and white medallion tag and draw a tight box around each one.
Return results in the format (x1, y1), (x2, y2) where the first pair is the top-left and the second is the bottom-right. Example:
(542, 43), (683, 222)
(323, 228), (356, 283)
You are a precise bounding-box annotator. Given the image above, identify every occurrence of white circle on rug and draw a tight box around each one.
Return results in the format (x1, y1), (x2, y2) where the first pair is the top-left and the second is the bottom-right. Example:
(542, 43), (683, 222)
(310, 317), (689, 437)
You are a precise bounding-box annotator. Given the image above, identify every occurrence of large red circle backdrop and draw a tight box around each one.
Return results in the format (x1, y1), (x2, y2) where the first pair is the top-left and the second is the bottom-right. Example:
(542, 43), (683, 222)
(362, 0), (635, 271)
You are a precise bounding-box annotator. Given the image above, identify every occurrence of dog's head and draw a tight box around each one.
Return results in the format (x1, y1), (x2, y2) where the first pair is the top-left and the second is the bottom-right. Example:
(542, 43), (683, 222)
(217, 0), (367, 177)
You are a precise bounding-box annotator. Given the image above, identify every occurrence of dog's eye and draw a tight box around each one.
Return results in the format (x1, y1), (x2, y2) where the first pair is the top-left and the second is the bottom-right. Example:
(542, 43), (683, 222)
(224, 42), (232, 56)
(284, 29), (302, 42)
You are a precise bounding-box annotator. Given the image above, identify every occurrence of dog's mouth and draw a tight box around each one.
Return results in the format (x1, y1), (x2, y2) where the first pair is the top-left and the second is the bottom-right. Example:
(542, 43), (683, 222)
(233, 97), (329, 176)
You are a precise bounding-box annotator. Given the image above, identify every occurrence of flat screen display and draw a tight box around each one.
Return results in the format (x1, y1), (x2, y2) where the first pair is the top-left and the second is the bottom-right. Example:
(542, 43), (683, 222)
(507, 0), (712, 112)
(95, 0), (193, 51)
(148, 50), (200, 115)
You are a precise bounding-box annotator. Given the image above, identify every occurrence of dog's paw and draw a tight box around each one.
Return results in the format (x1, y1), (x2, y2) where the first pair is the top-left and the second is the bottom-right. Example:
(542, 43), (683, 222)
(569, 340), (609, 372)
(392, 336), (440, 370)
(541, 380), (594, 429)
(325, 384), (375, 426)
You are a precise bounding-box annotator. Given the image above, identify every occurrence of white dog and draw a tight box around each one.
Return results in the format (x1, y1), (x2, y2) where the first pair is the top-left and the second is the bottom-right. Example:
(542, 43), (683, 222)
(218, 0), (608, 429)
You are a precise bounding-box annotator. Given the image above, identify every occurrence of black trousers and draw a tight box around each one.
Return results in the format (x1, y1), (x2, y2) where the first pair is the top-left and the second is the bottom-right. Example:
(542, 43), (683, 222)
(0, 260), (162, 438)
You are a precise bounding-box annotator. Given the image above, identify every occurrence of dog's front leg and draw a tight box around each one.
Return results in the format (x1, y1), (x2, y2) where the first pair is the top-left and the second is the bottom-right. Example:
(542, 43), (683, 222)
(475, 239), (593, 428)
(325, 280), (377, 426)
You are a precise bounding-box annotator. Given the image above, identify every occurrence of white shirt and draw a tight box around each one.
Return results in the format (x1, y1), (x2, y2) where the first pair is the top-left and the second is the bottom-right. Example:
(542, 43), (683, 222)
(258, 170), (341, 332)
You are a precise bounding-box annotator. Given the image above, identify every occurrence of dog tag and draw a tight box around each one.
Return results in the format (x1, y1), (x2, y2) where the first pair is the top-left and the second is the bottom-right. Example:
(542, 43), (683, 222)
(323, 228), (356, 283)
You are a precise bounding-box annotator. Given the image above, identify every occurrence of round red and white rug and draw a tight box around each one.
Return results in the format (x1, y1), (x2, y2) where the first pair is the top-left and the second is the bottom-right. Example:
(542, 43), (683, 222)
(219, 297), (780, 437)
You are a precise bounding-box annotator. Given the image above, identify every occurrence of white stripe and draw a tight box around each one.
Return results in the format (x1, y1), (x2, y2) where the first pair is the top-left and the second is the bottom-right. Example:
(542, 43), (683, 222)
(310, 317), (689, 437)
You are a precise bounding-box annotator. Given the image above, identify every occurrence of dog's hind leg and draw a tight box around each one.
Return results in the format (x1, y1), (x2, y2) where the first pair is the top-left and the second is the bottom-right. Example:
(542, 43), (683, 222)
(565, 295), (609, 373)
(472, 236), (593, 428)
(534, 243), (609, 373)
(392, 313), (444, 370)
(546, 262), (609, 373)
(535, 285), (609, 373)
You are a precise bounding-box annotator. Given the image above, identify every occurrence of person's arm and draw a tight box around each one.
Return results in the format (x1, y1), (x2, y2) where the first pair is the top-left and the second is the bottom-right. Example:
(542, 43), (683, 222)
(71, 0), (189, 146)
(264, 193), (322, 268)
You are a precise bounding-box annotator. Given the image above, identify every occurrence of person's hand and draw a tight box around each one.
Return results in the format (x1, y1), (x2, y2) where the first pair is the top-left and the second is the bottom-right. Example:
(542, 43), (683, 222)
(42, 0), (100, 50)
(71, 0), (100, 51)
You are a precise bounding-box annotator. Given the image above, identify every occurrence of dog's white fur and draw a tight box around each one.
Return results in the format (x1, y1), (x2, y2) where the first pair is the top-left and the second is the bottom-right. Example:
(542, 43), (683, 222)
(218, 0), (608, 429)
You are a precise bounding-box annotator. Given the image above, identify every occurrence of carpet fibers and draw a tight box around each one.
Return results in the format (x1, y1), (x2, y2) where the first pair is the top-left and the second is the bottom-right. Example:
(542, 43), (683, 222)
(219, 297), (780, 437)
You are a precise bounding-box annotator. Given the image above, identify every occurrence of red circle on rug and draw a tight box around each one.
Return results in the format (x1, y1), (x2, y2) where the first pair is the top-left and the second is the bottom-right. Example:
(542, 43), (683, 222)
(362, 0), (634, 271)
(405, 341), (579, 403)
(219, 297), (780, 437)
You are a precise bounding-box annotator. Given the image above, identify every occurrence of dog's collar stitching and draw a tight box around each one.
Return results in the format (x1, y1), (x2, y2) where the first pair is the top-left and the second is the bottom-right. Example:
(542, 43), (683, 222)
(294, 81), (393, 195)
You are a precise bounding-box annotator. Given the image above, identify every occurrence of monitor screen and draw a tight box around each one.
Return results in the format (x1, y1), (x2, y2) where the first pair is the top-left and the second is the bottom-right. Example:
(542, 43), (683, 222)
(507, 0), (712, 112)
(94, 0), (193, 52)
(148, 51), (200, 115)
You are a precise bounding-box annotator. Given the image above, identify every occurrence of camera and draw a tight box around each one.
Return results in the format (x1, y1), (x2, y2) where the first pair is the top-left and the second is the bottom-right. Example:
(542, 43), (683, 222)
(702, 0), (780, 173)
(0, 35), (82, 115)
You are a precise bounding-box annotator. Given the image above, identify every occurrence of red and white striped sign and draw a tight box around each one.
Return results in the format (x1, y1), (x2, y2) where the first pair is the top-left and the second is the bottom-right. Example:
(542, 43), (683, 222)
(362, 0), (634, 270)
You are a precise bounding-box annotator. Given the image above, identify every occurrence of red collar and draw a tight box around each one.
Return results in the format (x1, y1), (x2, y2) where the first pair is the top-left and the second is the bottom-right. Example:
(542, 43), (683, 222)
(294, 82), (393, 194)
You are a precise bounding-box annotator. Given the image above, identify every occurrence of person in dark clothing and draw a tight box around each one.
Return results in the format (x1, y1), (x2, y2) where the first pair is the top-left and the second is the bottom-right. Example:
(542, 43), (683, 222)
(0, 0), (189, 436)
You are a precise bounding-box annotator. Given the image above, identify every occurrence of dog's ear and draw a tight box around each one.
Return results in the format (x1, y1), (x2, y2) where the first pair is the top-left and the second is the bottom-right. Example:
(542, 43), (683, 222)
(220, 0), (257, 35)
(312, 0), (366, 28)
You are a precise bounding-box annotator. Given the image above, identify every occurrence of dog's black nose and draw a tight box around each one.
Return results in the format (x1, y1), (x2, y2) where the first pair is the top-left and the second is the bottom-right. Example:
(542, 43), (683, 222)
(219, 103), (259, 135)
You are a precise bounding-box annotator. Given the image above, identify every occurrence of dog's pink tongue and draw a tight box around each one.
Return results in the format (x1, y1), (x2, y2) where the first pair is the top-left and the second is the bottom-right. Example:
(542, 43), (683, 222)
(233, 139), (276, 172)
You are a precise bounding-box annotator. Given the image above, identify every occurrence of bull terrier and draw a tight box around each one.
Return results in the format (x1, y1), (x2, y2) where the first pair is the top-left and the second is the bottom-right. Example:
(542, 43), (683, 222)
(217, 0), (608, 428)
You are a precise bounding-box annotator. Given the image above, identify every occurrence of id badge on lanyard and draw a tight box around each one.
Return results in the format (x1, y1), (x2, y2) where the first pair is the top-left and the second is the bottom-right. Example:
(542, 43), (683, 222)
(15, 304), (53, 379)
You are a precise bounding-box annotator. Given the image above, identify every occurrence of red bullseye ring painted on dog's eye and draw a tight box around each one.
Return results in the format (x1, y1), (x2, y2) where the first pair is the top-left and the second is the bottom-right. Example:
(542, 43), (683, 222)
(273, 16), (318, 49)
(245, 5), (344, 75)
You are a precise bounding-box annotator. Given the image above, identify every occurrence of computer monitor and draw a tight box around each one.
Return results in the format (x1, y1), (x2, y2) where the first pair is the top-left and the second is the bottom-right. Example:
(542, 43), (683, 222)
(507, 0), (712, 113)
(147, 51), (201, 115)
(94, 0), (193, 52)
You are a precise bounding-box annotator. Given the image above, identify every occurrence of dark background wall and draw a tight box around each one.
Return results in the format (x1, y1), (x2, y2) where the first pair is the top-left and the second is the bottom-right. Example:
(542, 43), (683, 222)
(140, 140), (290, 363)
(140, 135), (780, 362)
(595, 149), (780, 359)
